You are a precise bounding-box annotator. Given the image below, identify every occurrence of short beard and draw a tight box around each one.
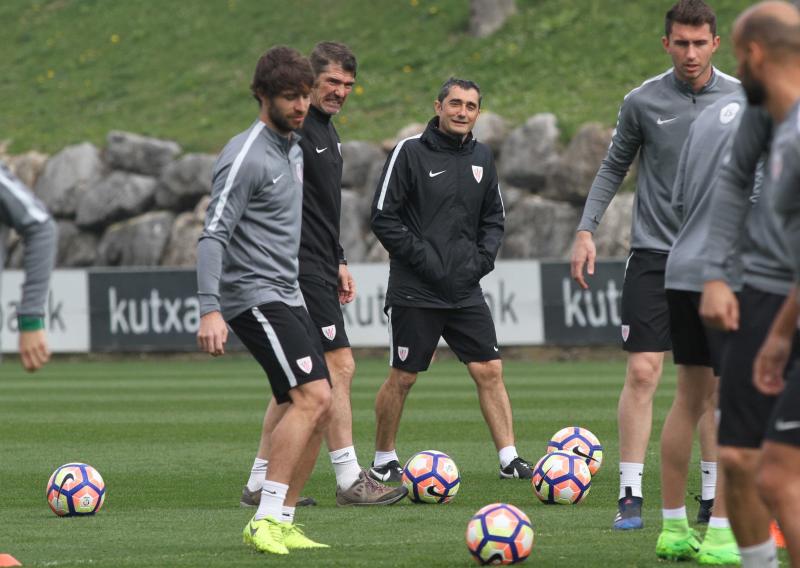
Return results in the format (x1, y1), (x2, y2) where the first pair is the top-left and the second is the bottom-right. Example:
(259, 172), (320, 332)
(741, 63), (767, 106)
(268, 102), (296, 134)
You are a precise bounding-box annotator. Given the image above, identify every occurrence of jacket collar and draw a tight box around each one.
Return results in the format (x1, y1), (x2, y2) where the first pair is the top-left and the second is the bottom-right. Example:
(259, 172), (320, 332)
(259, 119), (301, 154)
(421, 116), (475, 153)
(670, 66), (719, 96)
(307, 104), (332, 125)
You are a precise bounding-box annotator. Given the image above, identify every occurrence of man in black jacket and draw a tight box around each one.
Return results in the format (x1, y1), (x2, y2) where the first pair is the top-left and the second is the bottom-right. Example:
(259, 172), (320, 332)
(240, 42), (406, 509)
(368, 78), (533, 481)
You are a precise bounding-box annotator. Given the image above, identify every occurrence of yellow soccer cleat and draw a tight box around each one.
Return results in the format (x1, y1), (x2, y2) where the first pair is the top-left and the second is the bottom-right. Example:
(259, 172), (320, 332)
(242, 515), (289, 555)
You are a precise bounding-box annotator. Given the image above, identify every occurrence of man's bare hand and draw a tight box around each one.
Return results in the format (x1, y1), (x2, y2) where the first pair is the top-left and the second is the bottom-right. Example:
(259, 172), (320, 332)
(19, 329), (50, 372)
(700, 280), (739, 331)
(338, 264), (356, 305)
(570, 231), (596, 290)
(753, 330), (791, 395)
(197, 311), (228, 356)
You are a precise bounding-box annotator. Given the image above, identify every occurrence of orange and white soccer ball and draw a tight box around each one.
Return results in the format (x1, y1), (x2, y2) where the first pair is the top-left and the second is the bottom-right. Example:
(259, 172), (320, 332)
(532, 451), (591, 505)
(466, 503), (534, 565)
(547, 426), (604, 476)
(402, 450), (460, 503)
(46, 463), (105, 517)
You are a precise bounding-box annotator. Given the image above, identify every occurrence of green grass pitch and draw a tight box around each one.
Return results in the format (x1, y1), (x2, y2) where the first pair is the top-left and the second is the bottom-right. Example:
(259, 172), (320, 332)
(0, 355), (780, 566)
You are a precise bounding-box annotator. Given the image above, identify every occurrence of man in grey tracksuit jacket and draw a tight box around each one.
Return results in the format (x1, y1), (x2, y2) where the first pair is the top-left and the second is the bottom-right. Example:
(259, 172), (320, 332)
(195, 46), (330, 555)
(0, 161), (56, 371)
(570, 15), (741, 528)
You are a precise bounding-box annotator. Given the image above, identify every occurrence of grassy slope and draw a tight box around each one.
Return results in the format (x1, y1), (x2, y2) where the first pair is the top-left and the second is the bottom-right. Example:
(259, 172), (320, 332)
(1, 356), (785, 567)
(3, 0), (751, 155)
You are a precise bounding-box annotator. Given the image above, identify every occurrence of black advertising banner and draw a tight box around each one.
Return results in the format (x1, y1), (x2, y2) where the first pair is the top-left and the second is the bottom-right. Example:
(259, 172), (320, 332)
(88, 269), (242, 352)
(540, 260), (626, 345)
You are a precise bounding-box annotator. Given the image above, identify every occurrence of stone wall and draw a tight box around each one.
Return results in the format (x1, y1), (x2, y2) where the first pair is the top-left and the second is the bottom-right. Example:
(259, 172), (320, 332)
(2, 114), (634, 269)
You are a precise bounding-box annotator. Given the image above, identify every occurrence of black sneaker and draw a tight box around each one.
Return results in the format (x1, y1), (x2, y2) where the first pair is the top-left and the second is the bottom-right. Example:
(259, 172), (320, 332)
(368, 460), (403, 483)
(695, 495), (713, 524)
(499, 457), (533, 479)
(613, 488), (643, 530)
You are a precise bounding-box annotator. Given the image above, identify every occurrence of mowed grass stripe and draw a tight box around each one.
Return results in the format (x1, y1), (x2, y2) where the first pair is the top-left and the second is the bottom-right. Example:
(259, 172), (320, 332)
(4, 356), (777, 567)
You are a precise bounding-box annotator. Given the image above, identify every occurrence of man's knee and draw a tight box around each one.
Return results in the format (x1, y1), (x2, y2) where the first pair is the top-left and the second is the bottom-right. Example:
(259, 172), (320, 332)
(626, 353), (662, 391)
(468, 360), (503, 386)
(326, 348), (355, 385)
(388, 368), (418, 392)
(719, 446), (758, 482)
(292, 380), (333, 425)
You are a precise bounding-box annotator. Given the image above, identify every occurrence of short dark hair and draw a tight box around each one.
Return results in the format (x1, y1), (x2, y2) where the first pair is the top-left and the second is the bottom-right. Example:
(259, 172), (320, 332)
(310, 41), (357, 78)
(437, 77), (482, 108)
(250, 46), (314, 104)
(665, 0), (717, 37)
(739, 15), (800, 58)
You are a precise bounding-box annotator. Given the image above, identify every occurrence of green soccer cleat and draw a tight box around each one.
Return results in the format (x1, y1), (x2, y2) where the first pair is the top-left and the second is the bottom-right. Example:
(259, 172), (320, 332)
(697, 527), (741, 566)
(656, 521), (701, 561)
(242, 515), (289, 555)
(281, 523), (330, 550)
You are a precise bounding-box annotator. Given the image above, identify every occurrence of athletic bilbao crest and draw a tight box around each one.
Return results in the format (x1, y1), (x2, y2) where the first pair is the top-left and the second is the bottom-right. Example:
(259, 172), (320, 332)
(295, 162), (303, 183)
(398, 346), (409, 362)
(472, 165), (483, 183)
(621, 325), (630, 342)
(296, 356), (313, 374)
(322, 325), (336, 341)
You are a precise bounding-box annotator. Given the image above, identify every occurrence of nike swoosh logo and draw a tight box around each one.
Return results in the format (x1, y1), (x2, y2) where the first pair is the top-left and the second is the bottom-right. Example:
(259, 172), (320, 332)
(429, 170), (446, 177)
(264, 489), (277, 495)
(272, 174), (284, 184)
(572, 448), (599, 463)
(493, 346), (499, 352)
(56, 472), (75, 506)
(775, 419), (800, 431)
(702, 469), (711, 474)
(656, 116), (678, 125)
(315, 147), (327, 153)
(250, 525), (258, 537)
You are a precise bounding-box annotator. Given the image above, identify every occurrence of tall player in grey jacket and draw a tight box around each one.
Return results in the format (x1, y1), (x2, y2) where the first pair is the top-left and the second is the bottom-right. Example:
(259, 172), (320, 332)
(658, 93), (746, 564)
(196, 46), (331, 555)
(0, 162), (56, 372)
(570, 0), (740, 530)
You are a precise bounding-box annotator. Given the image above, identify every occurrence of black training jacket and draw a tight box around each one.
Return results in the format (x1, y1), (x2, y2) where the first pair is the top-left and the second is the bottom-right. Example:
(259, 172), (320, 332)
(297, 104), (346, 286)
(371, 116), (505, 309)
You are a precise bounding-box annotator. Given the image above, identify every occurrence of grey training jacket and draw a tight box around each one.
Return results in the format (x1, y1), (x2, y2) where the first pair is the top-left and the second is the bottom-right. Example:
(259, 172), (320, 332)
(771, 100), (800, 284)
(577, 67), (740, 252)
(197, 120), (305, 321)
(0, 162), (56, 318)
(665, 93), (746, 292)
(703, 105), (793, 297)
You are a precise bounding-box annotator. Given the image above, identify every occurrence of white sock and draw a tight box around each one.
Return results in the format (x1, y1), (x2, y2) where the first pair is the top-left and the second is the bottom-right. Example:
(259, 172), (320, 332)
(247, 457), (268, 492)
(330, 445), (361, 490)
(708, 516), (730, 529)
(498, 446), (518, 469)
(619, 462), (644, 499)
(740, 539), (779, 568)
(662, 506), (687, 520)
(701, 461), (717, 501)
(374, 449), (399, 468)
(254, 480), (287, 521)
(280, 505), (295, 524)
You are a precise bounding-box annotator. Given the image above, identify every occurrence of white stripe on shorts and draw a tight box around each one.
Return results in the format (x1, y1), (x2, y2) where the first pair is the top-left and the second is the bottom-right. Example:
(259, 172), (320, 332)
(387, 307), (394, 367)
(252, 306), (297, 387)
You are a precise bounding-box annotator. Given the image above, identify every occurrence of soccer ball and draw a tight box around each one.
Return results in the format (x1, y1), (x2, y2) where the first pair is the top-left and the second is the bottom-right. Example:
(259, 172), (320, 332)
(466, 503), (534, 565)
(547, 426), (604, 475)
(402, 450), (460, 504)
(532, 451), (591, 505)
(47, 463), (105, 517)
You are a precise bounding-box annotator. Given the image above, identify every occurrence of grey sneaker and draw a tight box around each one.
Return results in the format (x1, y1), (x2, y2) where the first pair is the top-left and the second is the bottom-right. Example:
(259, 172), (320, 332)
(336, 471), (408, 506)
(240, 486), (317, 507)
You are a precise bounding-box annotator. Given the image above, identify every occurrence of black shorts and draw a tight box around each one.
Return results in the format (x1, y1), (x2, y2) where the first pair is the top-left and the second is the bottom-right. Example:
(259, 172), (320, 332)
(718, 286), (800, 448)
(228, 302), (329, 404)
(300, 276), (350, 352)
(765, 362), (800, 447)
(621, 249), (671, 352)
(666, 289), (726, 375)
(387, 303), (500, 373)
